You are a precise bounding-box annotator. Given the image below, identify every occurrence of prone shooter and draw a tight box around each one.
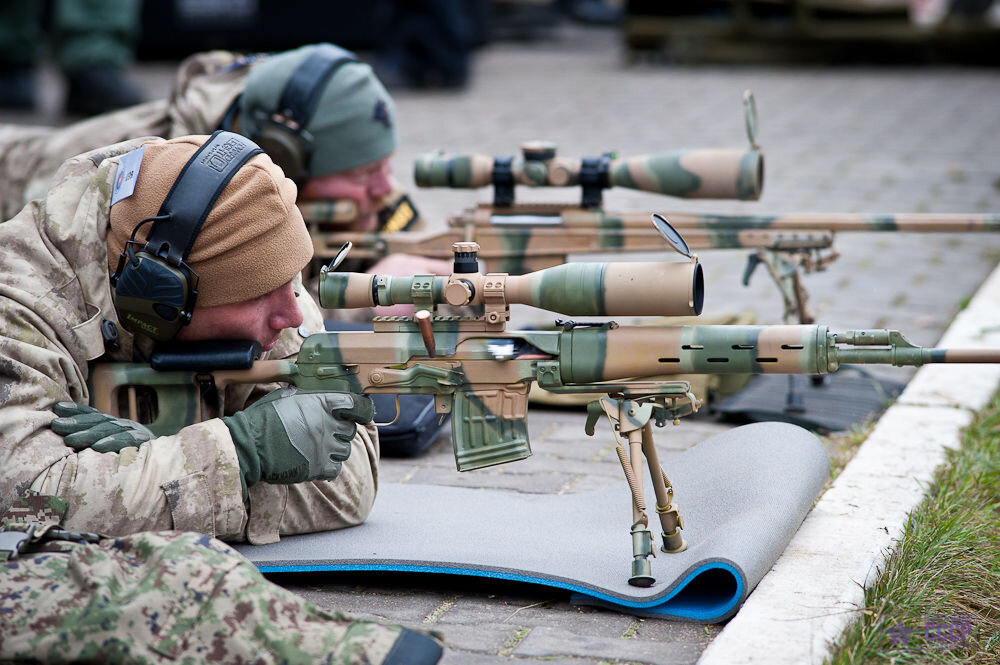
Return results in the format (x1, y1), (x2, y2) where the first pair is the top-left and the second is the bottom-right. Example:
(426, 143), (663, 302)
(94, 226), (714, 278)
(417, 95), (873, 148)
(89, 216), (1000, 587)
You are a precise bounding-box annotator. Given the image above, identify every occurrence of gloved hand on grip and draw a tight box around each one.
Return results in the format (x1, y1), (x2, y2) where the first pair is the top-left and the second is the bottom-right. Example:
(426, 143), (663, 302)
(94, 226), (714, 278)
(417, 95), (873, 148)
(50, 402), (154, 453)
(223, 386), (374, 497)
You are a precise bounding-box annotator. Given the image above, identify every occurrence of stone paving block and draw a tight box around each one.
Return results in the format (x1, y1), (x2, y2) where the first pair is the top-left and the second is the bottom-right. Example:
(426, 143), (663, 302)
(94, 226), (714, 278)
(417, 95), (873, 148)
(276, 574), (447, 625)
(517, 454), (624, 480)
(552, 472), (629, 494)
(393, 464), (578, 494)
(430, 622), (522, 657)
(440, 592), (635, 636)
(631, 620), (723, 645)
(442, 654), (588, 665)
(513, 625), (705, 665)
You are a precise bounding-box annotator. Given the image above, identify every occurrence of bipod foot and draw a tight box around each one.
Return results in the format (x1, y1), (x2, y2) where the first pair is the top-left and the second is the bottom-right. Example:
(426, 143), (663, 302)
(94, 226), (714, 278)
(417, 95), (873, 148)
(656, 504), (687, 553)
(628, 522), (656, 587)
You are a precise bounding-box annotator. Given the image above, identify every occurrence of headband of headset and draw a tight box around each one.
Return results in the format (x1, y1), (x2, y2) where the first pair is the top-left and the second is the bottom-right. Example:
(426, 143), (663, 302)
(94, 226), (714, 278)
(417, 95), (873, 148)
(144, 130), (263, 265)
(275, 44), (360, 131)
(243, 45), (359, 180)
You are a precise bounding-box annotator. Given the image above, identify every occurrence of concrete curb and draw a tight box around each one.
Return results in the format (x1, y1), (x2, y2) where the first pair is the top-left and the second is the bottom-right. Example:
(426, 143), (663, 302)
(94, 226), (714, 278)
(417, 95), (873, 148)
(697, 262), (1000, 665)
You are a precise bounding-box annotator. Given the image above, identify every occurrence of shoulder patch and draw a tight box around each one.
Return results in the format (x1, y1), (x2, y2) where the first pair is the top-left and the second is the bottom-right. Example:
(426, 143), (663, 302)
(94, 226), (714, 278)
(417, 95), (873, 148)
(372, 99), (392, 130)
(111, 145), (146, 206)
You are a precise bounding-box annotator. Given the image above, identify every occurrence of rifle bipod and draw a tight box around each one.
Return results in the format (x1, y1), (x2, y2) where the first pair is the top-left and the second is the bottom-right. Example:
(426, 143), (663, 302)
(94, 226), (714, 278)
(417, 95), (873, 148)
(591, 397), (687, 587)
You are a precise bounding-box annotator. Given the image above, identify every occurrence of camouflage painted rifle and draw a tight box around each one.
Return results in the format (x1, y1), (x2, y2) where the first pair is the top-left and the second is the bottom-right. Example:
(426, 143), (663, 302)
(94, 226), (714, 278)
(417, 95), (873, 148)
(89, 219), (1000, 587)
(298, 90), (998, 324)
(300, 200), (1000, 325)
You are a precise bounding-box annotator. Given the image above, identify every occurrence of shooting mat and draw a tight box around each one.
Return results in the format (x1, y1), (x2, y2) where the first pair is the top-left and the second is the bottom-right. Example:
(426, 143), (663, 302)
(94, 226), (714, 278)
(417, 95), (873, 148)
(235, 421), (829, 623)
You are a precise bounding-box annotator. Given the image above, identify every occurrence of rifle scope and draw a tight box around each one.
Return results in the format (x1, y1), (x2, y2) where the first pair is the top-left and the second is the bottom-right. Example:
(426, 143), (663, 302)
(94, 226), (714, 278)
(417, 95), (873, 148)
(413, 142), (763, 205)
(320, 259), (704, 317)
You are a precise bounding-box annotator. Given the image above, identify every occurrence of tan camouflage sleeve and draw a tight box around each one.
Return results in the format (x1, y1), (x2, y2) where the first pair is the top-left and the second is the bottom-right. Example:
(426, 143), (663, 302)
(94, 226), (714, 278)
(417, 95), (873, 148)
(29, 420), (249, 539)
(241, 283), (381, 545)
(0, 160), (250, 539)
(0, 301), (249, 538)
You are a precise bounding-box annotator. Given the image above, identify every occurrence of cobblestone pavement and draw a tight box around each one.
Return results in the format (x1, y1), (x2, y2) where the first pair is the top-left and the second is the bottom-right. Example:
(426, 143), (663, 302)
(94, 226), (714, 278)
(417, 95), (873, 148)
(303, 29), (1000, 664)
(280, 30), (1000, 663)
(3, 23), (999, 665)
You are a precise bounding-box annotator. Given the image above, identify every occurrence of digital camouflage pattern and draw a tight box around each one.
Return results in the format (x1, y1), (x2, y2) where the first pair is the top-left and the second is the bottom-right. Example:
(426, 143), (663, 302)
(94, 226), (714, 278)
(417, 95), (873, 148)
(0, 137), (378, 545)
(0, 493), (421, 664)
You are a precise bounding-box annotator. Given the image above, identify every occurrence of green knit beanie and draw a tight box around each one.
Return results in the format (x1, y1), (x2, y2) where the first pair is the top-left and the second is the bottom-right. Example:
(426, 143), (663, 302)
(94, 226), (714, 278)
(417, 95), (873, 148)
(240, 43), (397, 177)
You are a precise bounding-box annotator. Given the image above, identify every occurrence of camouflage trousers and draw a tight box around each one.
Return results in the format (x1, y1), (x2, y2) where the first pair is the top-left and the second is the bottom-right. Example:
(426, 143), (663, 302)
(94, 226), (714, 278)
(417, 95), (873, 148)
(0, 529), (416, 664)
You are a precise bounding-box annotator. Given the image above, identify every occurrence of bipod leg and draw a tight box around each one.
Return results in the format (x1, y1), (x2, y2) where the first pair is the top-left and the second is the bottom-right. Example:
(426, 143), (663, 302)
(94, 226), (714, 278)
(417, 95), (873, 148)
(785, 374), (806, 414)
(624, 427), (655, 587)
(606, 398), (657, 587)
(640, 421), (687, 554)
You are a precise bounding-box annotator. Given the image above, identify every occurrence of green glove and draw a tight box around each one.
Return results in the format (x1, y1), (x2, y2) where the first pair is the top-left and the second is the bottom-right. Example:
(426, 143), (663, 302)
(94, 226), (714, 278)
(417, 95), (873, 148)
(50, 402), (154, 453)
(223, 387), (374, 496)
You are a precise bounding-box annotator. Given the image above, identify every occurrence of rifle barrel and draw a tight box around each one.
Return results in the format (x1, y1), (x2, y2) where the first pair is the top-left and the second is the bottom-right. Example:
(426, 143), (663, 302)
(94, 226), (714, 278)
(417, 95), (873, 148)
(457, 207), (1000, 233)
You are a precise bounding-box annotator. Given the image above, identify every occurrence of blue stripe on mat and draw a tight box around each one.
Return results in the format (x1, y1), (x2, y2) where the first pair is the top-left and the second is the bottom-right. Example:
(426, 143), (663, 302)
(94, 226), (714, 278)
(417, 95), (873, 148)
(257, 560), (743, 621)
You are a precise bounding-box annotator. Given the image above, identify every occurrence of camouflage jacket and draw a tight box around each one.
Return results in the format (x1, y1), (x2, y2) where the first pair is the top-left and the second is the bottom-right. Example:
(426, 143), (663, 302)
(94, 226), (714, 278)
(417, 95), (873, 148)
(0, 50), (422, 235)
(0, 137), (379, 545)
(0, 493), (414, 664)
(0, 50), (251, 221)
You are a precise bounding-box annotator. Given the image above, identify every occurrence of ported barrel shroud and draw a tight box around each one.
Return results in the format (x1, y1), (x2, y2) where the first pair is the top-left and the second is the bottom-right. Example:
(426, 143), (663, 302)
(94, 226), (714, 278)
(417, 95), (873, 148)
(320, 261), (705, 317)
(557, 325), (1000, 384)
(414, 148), (764, 201)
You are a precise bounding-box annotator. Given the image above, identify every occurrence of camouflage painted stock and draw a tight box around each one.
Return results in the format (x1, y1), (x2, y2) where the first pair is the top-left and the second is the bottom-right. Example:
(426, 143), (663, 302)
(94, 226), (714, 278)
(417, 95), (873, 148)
(88, 231), (1000, 587)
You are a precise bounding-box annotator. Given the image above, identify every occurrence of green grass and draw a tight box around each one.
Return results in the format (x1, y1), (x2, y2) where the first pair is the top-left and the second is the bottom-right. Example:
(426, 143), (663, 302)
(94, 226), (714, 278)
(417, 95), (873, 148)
(825, 395), (1000, 664)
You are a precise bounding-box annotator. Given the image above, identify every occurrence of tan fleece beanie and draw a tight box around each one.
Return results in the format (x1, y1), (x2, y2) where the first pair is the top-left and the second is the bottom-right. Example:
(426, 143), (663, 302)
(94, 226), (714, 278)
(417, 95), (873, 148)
(107, 135), (313, 308)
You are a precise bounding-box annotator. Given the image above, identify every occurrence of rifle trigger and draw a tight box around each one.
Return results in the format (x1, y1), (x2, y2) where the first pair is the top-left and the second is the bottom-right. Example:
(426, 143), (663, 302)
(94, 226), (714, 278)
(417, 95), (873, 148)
(194, 373), (216, 391)
(742, 253), (762, 286)
(584, 400), (604, 436)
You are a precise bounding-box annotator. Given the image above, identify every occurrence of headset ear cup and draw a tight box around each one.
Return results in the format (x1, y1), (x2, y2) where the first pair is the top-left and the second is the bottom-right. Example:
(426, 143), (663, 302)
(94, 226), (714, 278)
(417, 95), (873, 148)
(254, 124), (307, 181)
(113, 252), (194, 342)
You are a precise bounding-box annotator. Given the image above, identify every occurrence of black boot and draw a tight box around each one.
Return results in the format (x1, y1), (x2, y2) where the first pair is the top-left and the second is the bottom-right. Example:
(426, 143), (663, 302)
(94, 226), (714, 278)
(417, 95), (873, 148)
(0, 65), (35, 109)
(64, 66), (145, 116)
(383, 628), (443, 665)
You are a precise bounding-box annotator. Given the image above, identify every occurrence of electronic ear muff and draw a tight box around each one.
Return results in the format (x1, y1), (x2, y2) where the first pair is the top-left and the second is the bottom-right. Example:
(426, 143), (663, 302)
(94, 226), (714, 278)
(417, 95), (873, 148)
(247, 44), (359, 181)
(110, 130), (263, 342)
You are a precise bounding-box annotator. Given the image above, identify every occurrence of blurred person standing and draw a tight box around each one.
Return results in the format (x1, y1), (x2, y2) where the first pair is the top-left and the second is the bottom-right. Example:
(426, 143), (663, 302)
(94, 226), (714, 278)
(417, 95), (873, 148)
(0, 0), (146, 115)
